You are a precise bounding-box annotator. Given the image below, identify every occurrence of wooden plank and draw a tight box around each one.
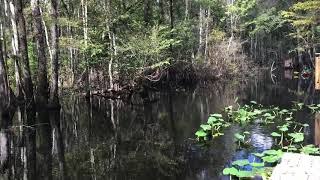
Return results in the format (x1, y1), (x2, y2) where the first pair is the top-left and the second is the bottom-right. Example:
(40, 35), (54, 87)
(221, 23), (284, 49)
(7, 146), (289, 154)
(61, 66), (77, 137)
(271, 153), (320, 180)
(315, 53), (320, 90)
(316, 113), (320, 147)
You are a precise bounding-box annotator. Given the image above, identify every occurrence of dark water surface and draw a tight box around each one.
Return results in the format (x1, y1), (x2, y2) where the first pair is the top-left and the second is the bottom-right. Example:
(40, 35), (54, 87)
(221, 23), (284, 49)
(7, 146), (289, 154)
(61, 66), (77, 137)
(1, 69), (320, 180)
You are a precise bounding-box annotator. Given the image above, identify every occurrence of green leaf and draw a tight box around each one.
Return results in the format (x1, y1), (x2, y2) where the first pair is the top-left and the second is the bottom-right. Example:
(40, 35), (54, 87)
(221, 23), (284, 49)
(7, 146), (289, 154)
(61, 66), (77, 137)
(237, 171), (255, 178)
(300, 145), (320, 155)
(288, 133), (304, 143)
(232, 159), (250, 166)
(252, 152), (264, 157)
(234, 133), (245, 141)
(195, 130), (207, 137)
(223, 167), (238, 176)
(207, 117), (217, 124)
(263, 113), (272, 117)
(262, 155), (281, 163)
(200, 124), (212, 131)
(263, 150), (278, 155)
(250, 101), (257, 104)
(271, 132), (281, 137)
(251, 162), (265, 167)
(278, 125), (289, 132)
(211, 113), (223, 118)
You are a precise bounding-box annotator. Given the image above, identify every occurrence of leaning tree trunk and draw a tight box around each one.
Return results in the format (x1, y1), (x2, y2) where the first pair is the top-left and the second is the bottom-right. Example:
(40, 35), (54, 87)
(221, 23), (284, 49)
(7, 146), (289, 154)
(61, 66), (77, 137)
(49, 0), (60, 106)
(16, 0), (34, 103)
(31, 0), (48, 106)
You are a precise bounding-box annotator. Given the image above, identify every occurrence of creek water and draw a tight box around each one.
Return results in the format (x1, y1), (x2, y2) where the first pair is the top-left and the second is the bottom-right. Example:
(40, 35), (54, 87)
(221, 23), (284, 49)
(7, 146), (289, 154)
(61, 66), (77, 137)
(0, 68), (319, 180)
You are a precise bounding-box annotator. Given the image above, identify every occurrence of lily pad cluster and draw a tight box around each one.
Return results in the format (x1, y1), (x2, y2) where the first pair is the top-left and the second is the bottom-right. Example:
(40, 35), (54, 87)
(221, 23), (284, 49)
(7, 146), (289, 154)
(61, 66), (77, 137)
(224, 101), (295, 125)
(194, 101), (320, 179)
(195, 114), (230, 141)
(223, 159), (272, 179)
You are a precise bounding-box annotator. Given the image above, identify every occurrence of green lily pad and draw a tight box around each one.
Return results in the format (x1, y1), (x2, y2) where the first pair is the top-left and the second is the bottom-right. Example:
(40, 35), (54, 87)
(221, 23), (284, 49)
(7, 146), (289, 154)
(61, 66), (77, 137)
(271, 132), (281, 137)
(232, 159), (250, 166)
(195, 130), (207, 137)
(223, 167), (238, 176)
(200, 124), (211, 131)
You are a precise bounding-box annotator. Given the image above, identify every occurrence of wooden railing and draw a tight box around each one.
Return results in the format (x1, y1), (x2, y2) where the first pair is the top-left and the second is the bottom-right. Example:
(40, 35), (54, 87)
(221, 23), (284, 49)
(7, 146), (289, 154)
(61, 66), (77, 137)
(316, 53), (320, 90)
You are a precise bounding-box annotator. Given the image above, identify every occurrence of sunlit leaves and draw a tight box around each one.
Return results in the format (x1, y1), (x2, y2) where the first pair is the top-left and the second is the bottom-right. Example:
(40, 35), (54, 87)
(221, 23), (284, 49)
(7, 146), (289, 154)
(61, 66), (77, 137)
(223, 167), (239, 176)
(195, 130), (207, 137)
(200, 124), (212, 131)
(300, 145), (320, 155)
(195, 113), (229, 141)
(253, 149), (283, 163)
(281, 0), (320, 49)
(271, 132), (281, 137)
(288, 133), (304, 143)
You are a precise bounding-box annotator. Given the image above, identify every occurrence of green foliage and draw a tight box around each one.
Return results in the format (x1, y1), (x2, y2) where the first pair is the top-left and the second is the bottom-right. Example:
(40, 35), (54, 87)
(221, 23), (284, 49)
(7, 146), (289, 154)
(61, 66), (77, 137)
(195, 113), (230, 141)
(234, 131), (250, 147)
(288, 132), (304, 143)
(247, 8), (284, 36)
(281, 0), (320, 49)
(118, 25), (177, 73)
(28, 42), (37, 75)
(232, 159), (250, 166)
(271, 132), (281, 137)
(255, 149), (284, 163)
(300, 145), (320, 155)
(227, 0), (256, 18)
(211, 28), (226, 43)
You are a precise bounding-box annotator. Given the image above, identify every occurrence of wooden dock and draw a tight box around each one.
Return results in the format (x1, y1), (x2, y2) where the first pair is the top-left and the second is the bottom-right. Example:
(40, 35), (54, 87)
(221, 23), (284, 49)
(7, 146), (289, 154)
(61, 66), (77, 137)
(271, 153), (320, 180)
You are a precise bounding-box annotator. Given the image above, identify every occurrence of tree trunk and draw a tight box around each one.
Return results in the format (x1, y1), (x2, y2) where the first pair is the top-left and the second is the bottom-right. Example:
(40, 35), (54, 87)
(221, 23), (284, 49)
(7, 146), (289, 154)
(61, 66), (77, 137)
(0, 38), (9, 109)
(143, 0), (152, 26)
(169, 0), (174, 57)
(31, 0), (48, 106)
(204, 8), (211, 62)
(105, 0), (113, 90)
(49, 0), (59, 106)
(81, 0), (90, 96)
(197, 5), (204, 57)
(40, 7), (53, 61)
(185, 0), (189, 21)
(158, 0), (165, 24)
(9, 0), (23, 99)
(297, 30), (303, 70)
(16, 0), (34, 103)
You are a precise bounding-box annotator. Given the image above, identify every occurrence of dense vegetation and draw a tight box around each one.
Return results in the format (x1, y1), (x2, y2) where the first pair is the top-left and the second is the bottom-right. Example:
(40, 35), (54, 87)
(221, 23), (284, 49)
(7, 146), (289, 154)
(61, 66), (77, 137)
(0, 0), (319, 110)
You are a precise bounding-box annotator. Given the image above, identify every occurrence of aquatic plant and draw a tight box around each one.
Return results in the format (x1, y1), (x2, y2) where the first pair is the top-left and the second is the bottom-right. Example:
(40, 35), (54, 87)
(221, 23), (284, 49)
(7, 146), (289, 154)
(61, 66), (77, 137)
(234, 131), (251, 147)
(300, 145), (320, 155)
(195, 101), (320, 179)
(195, 113), (230, 141)
(307, 104), (320, 113)
(223, 157), (272, 179)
